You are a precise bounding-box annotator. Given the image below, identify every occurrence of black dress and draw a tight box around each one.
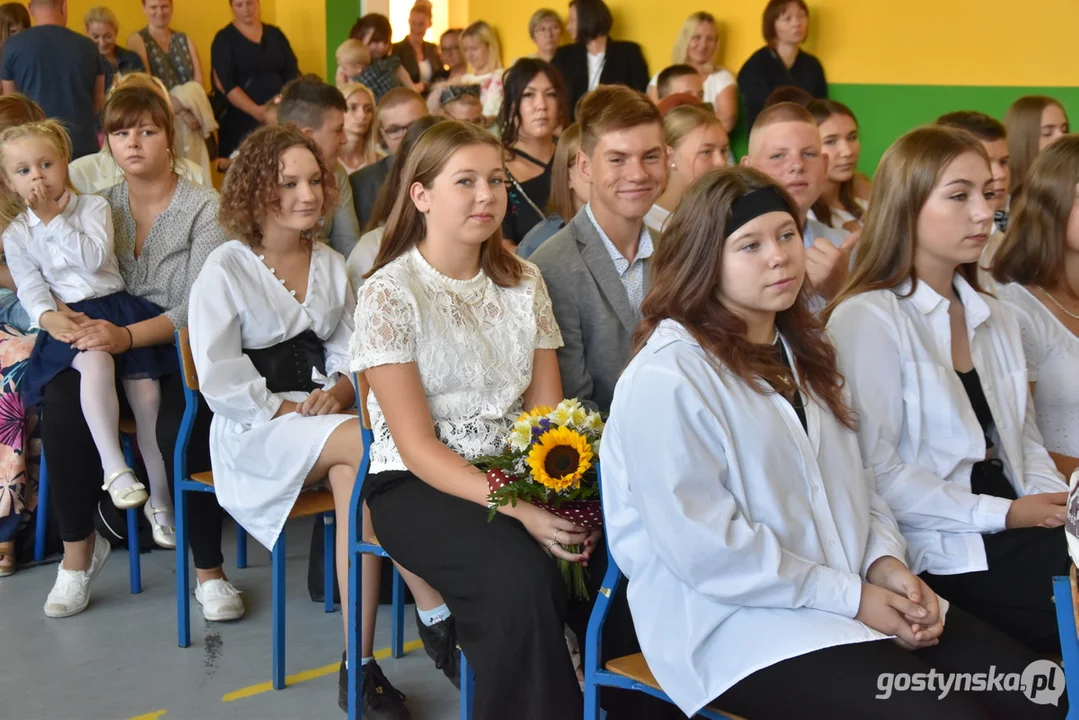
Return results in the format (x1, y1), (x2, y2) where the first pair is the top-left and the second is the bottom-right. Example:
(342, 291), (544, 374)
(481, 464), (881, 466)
(210, 23), (299, 156)
(737, 46), (827, 128)
(503, 148), (553, 245)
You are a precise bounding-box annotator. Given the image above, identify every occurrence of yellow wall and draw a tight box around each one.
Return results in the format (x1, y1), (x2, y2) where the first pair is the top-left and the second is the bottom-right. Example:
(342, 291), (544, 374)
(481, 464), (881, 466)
(467, 0), (1079, 87)
(67, 0), (326, 85)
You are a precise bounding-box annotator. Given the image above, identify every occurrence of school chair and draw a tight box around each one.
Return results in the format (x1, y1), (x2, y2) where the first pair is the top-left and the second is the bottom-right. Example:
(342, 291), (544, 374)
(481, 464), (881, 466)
(173, 328), (336, 690)
(35, 419), (144, 594)
(1052, 568), (1079, 717)
(347, 372), (471, 720)
(583, 467), (743, 720)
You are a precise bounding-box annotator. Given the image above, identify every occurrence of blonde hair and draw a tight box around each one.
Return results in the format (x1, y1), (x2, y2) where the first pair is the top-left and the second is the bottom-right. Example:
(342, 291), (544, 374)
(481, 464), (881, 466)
(410, 0), (432, 19)
(671, 12), (717, 66)
(825, 125), (989, 320)
(528, 8), (563, 39)
(0, 120), (74, 226)
(663, 104), (723, 149)
(335, 38), (371, 68)
(83, 5), (118, 30)
(462, 21), (502, 72)
(339, 82), (381, 167)
(1006, 95), (1069, 200)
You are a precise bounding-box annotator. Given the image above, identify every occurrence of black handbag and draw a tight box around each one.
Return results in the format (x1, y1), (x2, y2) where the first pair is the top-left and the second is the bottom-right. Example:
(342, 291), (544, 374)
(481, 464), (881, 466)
(243, 331), (326, 394)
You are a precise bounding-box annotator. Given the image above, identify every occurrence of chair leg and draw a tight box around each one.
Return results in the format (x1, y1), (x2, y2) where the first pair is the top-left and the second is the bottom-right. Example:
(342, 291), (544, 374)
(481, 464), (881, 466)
(391, 566), (405, 658)
(176, 483), (191, 648)
(34, 453), (49, 562)
(272, 528), (286, 690)
(323, 513), (335, 613)
(1053, 576), (1079, 713)
(584, 668), (601, 720)
(348, 547), (361, 720)
(120, 435), (142, 594)
(236, 525), (248, 569)
(460, 652), (474, 719)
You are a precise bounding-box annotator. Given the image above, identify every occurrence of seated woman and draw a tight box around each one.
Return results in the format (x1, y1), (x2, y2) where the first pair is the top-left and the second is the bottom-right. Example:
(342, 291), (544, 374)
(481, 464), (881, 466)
(337, 83), (379, 175)
(647, 12), (738, 132)
(189, 124), (452, 718)
(827, 126), (1071, 655)
(351, 120), (594, 720)
(738, 0), (827, 128)
(644, 104), (729, 234)
(601, 165), (1063, 720)
(84, 6), (145, 94)
(349, 14), (413, 101)
(808, 99), (869, 232)
(992, 135), (1079, 479)
(1006, 95), (1070, 202)
(459, 21), (505, 126)
(518, 122), (588, 259)
(500, 58), (567, 245)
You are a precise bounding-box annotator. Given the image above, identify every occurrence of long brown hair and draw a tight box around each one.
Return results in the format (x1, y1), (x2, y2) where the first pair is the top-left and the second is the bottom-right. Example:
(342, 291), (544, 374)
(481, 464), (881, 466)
(992, 134), (1079, 289)
(368, 120), (523, 287)
(634, 166), (856, 428)
(1006, 95), (1069, 201)
(808, 99), (864, 227)
(547, 122), (582, 219)
(825, 125), (988, 319)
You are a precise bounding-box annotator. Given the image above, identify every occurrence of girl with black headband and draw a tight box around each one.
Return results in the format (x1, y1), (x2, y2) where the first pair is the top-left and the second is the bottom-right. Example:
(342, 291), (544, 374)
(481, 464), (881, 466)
(600, 166), (1063, 719)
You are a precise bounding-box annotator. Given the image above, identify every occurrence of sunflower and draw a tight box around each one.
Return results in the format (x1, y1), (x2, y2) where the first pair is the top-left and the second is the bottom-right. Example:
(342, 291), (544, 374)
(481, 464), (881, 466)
(527, 426), (594, 492)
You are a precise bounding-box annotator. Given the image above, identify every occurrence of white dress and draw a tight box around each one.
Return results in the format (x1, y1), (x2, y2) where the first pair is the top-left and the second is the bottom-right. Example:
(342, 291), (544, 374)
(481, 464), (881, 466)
(349, 246), (563, 474)
(998, 283), (1079, 458)
(188, 240), (356, 549)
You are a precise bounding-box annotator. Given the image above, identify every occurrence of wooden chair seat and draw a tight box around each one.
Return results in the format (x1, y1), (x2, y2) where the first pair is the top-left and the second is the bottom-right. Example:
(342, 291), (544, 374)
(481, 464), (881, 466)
(191, 471), (215, 486)
(605, 654), (745, 720)
(1071, 565), (1079, 639)
(289, 489), (336, 519)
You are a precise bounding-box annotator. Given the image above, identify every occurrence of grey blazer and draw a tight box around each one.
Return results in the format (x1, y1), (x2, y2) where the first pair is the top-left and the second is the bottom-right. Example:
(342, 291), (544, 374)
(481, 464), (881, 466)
(349, 156), (392, 230)
(530, 210), (654, 414)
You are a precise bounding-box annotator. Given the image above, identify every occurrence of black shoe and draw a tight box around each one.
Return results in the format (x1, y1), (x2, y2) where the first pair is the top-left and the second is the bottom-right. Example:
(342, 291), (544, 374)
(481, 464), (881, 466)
(416, 610), (461, 689)
(338, 654), (411, 719)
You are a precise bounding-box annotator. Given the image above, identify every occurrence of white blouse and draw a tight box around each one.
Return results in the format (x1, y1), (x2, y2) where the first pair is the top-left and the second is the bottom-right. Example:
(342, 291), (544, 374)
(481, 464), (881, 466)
(189, 240), (355, 548)
(4, 193), (124, 326)
(828, 275), (1066, 576)
(643, 204), (670, 236)
(600, 319), (905, 717)
(998, 283), (1079, 458)
(349, 247), (563, 474)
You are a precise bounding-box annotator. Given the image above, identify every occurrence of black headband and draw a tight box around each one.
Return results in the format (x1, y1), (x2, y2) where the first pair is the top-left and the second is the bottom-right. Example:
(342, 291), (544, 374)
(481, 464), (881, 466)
(726, 186), (796, 238)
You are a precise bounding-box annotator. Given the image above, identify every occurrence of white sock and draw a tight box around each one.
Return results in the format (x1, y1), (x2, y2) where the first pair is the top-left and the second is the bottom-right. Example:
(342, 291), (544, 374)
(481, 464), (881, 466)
(361, 656), (374, 666)
(417, 603), (452, 626)
(123, 378), (173, 525)
(71, 352), (136, 491)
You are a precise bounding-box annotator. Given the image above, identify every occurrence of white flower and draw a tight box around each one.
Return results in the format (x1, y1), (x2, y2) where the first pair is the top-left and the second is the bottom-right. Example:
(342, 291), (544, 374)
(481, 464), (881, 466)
(508, 423), (533, 451)
(582, 412), (605, 433)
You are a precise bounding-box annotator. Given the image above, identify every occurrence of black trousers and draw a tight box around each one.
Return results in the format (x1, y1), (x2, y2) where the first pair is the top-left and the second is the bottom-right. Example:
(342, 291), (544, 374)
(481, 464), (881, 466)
(42, 368), (225, 569)
(712, 606), (1066, 720)
(920, 525), (1070, 654)
(366, 471), (583, 720)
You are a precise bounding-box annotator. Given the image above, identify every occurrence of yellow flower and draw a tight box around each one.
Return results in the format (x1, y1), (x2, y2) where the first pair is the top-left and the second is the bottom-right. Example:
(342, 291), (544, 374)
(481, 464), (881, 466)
(582, 412), (605, 433)
(569, 407), (588, 427)
(527, 426), (594, 492)
(517, 405), (553, 426)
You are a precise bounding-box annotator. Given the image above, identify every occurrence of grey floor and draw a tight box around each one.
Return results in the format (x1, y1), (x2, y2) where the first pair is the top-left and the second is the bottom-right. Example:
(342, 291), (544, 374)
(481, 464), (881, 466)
(0, 518), (461, 720)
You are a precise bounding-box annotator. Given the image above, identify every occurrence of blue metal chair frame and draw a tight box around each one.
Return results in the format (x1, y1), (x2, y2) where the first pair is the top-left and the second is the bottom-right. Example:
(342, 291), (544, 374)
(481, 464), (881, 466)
(173, 329), (334, 690)
(583, 468), (736, 720)
(346, 372), (471, 719)
(1052, 574), (1079, 718)
(35, 429), (143, 594)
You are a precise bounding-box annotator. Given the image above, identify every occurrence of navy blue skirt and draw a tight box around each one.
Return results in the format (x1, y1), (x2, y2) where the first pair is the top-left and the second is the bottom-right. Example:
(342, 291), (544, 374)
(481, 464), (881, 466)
(24, 291), (179, 407)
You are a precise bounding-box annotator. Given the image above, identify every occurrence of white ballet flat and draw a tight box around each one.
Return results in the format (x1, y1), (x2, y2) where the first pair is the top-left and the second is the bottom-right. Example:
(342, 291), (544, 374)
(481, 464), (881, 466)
(143, 503), (176, 549)
(101, 468), (148, 510)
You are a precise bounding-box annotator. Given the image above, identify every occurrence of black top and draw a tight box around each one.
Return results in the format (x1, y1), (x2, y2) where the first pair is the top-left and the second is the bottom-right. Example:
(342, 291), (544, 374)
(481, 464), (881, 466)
(391, 39), (443, 89)
(957, 367), (996, 451)
(768, 340), (807, 432)
(737, 46), (828, 129)
(104, 47), (146, 95)
(552, 39), (649, 122)
(503, 148), (553, 244)
(211, 23), (299, 156)
(350, 156), (393, 230)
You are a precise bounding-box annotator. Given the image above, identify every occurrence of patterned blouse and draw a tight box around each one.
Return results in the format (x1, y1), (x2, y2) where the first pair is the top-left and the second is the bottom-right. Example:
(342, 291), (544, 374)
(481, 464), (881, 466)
(138, 27), (196, 89)
(99, 178), (226, 328)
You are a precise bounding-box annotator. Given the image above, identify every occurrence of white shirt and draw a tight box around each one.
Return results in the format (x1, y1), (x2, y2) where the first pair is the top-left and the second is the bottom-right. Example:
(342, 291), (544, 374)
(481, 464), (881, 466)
(647, 68), (736, 106)
(189, 240), (355, 548)
(460, 70), (504, 119)
(345, 226), (383, 291)
(587, 50), (605, 91)
(418, 58), (433, 85)
(349, 247), (563, 473)
(998, 283), (1079, 458)
(4, 193), (124, 326)
(600, 319), (904, 717)
(587, 203), (653, 320)
(643, 203), (670, 236)
(828, 275), (1066, 575)
(68, 149), (208, 194)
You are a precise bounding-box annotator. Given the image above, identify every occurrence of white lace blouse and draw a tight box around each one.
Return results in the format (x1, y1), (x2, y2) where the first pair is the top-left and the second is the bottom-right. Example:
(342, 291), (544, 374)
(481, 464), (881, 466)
(349, 246), (564, 473)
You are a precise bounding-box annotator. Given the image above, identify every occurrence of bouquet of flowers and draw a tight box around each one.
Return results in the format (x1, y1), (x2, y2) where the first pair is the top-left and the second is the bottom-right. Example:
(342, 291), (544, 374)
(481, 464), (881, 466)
(475, 398), (604, 598)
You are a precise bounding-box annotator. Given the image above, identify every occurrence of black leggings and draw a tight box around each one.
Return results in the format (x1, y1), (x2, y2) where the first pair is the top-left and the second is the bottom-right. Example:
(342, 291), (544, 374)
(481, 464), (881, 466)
(366, 471), (583, 720)
(43, 368), (224, 569)
(712, 606), (1066, 720)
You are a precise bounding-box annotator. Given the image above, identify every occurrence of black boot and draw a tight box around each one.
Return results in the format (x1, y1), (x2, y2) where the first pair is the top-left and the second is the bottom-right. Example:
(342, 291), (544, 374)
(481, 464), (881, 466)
(338, 653), (411, 719)
(416, 610), (461, 689)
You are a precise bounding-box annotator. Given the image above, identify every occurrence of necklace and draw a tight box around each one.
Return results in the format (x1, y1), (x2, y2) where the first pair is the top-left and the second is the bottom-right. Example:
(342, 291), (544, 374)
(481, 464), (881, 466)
(1039, 287), (1079, 321)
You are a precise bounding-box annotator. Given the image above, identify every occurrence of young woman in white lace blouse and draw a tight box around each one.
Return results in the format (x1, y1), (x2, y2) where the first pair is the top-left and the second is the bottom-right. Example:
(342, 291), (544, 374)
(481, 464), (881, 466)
(350, 120), (594, 720)
(992, 135), (1079, 478)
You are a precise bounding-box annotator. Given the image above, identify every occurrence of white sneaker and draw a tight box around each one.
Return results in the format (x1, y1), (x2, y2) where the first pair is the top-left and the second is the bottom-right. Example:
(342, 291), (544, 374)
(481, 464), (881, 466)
(195, 578), (245, 621)
(44, 531), (111, 618)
